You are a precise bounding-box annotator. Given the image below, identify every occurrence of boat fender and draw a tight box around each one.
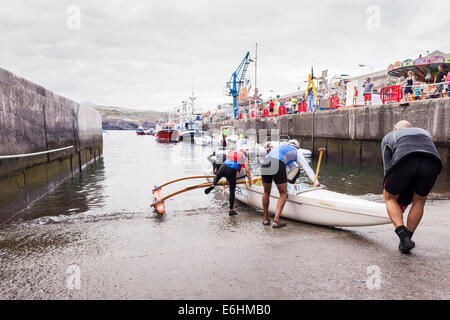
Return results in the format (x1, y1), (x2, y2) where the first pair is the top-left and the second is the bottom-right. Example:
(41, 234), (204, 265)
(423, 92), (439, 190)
(153, 199), (165, 215)
(152, 186), (165, 215)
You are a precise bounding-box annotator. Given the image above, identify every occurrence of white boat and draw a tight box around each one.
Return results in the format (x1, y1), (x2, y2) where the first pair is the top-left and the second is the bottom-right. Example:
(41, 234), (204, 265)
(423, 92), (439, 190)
(229, 183), (390, 227)
(235, 138), (266, 158)
(194, 134), (212, 146)
(181, 117), (203, 142)
(221, 126), (239, 145)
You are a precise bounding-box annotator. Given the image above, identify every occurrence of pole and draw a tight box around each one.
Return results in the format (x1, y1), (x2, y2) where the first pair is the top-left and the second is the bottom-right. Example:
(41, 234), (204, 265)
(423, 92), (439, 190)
(233, 73), (237, 118)
(313, 148), (326, 188)
(255, 42), (258, 90)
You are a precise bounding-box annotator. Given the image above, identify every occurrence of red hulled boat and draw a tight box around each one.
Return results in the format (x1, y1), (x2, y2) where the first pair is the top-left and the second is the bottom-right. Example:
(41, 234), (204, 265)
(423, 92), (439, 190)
(155, 124), (182, 143)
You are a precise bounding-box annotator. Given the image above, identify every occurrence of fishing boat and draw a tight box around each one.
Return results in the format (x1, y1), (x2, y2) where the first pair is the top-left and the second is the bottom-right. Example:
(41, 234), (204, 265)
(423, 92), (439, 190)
(181, 120), (203, 142)
(136, 126), (145, 135)
(155, 124), (182, 143)
(145, 128), (156, 136)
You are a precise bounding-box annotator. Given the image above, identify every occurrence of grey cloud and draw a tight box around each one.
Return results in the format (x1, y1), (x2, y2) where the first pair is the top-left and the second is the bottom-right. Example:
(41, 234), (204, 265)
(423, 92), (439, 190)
(0, 0), (448, 111)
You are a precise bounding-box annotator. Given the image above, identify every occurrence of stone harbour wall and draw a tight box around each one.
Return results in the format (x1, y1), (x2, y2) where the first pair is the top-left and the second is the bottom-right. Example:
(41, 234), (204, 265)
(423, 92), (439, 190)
(0, 67), (103, 223)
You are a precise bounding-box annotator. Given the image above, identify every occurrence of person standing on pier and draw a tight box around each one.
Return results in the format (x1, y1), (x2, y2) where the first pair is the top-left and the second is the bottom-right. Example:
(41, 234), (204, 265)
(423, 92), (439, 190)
(269, 99), (274, 115)
(402, 71), (415, 101)
(307, 88), (315, 112)
(363, 77), (374, 106)
(221, 133), (227, 148)
(381, 120), (442, 253)
(291, 96), (298, 114)
(205, 150), (252, 216)
(261, 140), (318, 228)
(434, 65), (446, 95)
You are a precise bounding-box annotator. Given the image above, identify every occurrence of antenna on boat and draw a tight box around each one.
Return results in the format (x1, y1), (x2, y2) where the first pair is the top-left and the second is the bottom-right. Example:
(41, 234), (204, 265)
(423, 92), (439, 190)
(189, 91), (196, 115)
(254, 42), (258, 90)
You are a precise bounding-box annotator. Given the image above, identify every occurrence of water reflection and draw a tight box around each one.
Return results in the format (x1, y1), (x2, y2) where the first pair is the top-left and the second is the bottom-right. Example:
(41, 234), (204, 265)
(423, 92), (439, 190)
(20, 160), (106, 221)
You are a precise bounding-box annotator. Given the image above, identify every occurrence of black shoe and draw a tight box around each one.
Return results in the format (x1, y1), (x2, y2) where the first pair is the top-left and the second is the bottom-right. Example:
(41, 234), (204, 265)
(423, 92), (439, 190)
(204, 186), (214, 194)
(398, 236), (415, 254)
(229, 210), (237, 216)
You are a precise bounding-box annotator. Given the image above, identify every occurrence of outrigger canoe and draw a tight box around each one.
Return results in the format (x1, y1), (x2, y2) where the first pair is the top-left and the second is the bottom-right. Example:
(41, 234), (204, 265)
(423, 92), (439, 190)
(204, 172), (391, 227)
(232, 183), (390, 227)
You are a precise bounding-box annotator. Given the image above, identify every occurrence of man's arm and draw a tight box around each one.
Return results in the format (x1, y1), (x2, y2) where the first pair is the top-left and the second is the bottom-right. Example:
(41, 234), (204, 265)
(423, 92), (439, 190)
(381, 134), (393, 175)
(207, 153), (216, 165)
(244, 157), (252, 185)
(297, 150), (319, 186)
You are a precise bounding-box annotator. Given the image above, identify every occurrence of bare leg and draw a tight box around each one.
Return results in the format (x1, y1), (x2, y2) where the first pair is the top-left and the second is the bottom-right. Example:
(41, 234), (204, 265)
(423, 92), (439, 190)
(406, 193), (427, 232)
(274, 183), (288, 222)
(383, 189), (403, 228)
(262, 182), (272, 221)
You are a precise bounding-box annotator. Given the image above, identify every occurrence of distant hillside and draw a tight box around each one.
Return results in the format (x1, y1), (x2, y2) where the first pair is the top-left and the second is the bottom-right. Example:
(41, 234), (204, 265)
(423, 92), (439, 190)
(91, 105), (164, 130)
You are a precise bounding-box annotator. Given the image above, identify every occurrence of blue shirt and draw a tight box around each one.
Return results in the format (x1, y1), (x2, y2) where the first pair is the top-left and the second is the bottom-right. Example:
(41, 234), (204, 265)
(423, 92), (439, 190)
(224, 154), (246, 170)
(266, 144), (297, 166)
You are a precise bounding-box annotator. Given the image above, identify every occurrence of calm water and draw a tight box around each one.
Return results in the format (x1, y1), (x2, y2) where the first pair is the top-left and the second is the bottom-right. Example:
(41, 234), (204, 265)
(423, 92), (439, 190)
(12, 130), (448, 223)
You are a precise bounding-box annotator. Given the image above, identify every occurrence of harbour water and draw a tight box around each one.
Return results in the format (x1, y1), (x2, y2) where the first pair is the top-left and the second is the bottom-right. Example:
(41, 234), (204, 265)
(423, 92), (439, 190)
(0, 131), (449, 299)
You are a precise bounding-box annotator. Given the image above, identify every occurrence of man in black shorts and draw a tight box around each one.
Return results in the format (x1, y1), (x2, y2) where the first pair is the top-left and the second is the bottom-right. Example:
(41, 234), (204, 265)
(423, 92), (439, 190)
(381, 120), (442, 253)
(261, 139), (318, 228)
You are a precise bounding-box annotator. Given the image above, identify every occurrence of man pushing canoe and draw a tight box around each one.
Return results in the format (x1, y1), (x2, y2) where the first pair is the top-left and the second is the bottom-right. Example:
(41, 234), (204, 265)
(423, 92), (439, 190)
(381, 120), (442, 253)
(261, 139), (318, 228)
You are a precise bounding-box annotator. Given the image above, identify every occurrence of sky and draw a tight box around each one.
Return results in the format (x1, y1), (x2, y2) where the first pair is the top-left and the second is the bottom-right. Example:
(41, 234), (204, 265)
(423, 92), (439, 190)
(0, 0), (449, 112)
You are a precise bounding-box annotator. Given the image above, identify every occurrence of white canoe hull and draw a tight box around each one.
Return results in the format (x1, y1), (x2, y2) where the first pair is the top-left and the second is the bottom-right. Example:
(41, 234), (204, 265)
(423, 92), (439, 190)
(232, 185), (390, 227)
(203, 169), (391, 227)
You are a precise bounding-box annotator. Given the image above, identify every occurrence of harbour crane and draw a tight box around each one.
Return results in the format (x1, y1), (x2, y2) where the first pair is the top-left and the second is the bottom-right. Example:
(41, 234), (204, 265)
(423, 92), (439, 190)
(226, 51), (253, 118)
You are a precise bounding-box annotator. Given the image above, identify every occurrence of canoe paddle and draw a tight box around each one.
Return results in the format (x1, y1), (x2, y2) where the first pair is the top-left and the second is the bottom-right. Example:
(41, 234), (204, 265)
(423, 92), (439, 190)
(313, 148), (326, 188)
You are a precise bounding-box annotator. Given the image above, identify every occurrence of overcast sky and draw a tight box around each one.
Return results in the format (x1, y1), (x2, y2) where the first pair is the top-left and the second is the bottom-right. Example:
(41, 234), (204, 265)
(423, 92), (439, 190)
(0, 0), (448, 111)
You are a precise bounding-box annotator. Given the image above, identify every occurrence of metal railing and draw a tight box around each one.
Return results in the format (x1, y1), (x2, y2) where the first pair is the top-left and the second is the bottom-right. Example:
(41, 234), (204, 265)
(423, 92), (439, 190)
(0, 146), (73, 160)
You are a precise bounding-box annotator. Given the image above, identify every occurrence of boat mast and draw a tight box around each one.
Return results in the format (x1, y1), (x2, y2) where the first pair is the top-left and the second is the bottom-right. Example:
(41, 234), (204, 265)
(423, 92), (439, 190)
(189, 91), (196, 115)
(255, 42), (258, 90)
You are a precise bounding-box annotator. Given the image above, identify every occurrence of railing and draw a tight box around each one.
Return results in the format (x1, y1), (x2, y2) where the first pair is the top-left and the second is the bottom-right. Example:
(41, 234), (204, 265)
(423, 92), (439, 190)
(0, 146), (74, 160)
(330, 97), (340, 109)
(298, 102), (307, 113)
(380, 85), (403, 104)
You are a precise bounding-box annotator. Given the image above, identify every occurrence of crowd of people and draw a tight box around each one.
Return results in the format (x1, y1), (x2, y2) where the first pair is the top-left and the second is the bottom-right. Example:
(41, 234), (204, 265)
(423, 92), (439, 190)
(202, 65), (449, 123)
(399, 65), (450, 102)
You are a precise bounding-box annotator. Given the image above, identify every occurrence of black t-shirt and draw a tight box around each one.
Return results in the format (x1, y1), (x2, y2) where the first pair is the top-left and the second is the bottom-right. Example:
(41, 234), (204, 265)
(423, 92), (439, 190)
(435, 71), (445, 83)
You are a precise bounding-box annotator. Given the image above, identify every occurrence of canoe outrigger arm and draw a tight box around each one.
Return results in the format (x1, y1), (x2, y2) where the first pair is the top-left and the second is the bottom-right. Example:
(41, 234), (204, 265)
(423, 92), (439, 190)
(151, 176), (260, 216)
